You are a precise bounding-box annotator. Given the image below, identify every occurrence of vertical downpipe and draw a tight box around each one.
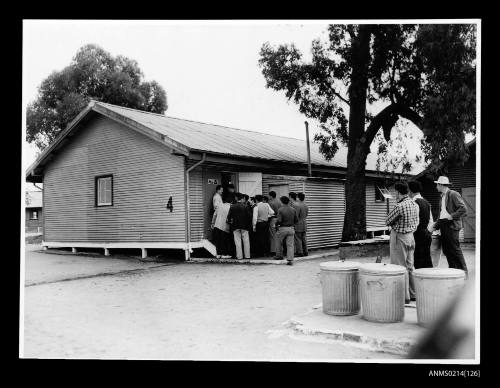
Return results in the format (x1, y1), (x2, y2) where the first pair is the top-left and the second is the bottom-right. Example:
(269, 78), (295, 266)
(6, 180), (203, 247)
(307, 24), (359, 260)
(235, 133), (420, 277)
(305, 121), (312, 177)
(185, 153), (207, 261)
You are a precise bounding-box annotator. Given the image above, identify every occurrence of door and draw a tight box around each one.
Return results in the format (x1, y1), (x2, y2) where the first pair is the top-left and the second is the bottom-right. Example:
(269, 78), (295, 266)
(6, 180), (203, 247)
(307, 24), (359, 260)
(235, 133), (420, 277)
(238, 172), (263, 197)
(461, 187), (476, 242)
(203, 169), (222, 240)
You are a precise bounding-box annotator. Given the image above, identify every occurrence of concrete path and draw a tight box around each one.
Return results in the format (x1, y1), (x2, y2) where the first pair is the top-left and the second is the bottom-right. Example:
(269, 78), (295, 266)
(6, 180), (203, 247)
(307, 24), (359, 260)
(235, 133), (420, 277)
(288, 305), (425, 356)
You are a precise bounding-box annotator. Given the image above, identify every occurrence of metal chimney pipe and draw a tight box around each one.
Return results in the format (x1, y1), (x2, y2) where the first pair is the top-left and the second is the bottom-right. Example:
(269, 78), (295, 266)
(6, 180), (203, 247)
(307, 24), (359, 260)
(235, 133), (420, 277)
(305, 121), (312, 177)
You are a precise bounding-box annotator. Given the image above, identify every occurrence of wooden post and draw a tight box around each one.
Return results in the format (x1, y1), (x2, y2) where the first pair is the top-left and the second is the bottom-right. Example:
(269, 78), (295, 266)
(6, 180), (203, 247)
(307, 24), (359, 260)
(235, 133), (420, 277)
(184, 249), (189, 261)
(141, 248), (147, 259)
(104, 248), (110, 256)
(305, 121), (312, 177)
(72, 247), (77, 253)
(42, 246), (48, 251)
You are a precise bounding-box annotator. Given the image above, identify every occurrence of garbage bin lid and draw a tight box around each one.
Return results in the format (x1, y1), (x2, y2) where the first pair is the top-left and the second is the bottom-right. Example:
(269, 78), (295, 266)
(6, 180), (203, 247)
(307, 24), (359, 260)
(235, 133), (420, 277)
(359, 263), (407, 275)
(413, 268), (466, 279)
(320, 260), (361, 271)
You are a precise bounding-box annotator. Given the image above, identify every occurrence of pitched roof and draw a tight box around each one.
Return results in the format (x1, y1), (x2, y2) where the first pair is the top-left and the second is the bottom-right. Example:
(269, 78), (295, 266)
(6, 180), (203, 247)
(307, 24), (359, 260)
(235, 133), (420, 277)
(27, 101), (423, 180)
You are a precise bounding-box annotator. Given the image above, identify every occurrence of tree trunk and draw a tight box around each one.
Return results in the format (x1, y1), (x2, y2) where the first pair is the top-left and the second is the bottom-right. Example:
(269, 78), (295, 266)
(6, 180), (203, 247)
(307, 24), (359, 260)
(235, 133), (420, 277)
(342, 147), (368, 241)
(342, 25), (371, 242)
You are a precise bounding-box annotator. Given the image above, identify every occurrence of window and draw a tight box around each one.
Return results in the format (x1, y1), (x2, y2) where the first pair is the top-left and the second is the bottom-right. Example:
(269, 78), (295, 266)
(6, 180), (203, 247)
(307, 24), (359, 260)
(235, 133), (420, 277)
(96, 175), (113, 206)
(31, 210), (38, 220)
(376, 185), (393, 202)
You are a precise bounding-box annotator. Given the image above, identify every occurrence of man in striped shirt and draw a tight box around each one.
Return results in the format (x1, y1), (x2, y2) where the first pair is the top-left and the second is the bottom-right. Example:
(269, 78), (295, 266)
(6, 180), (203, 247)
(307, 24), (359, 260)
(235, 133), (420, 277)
(386, 181), (420, 303)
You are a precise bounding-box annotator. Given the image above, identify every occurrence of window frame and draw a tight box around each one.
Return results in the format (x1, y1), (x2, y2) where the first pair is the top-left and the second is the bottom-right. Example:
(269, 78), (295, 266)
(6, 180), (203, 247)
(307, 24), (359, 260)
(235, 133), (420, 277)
(95, 175), (113, 207)
(375, 184), (387, 202)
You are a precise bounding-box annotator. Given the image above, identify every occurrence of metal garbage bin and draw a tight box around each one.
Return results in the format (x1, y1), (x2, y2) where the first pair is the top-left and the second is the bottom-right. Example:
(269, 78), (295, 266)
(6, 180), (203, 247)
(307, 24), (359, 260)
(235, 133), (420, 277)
(413, 268), (466, 327)
(359, 263), (406, 323)
(320, 260), (361, 316)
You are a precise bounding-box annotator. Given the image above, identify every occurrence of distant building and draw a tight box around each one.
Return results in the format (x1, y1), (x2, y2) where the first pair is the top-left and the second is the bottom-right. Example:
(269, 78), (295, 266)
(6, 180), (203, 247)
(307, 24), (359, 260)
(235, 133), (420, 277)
(25, 189), (43, 234)
(416, 138), (476, 242)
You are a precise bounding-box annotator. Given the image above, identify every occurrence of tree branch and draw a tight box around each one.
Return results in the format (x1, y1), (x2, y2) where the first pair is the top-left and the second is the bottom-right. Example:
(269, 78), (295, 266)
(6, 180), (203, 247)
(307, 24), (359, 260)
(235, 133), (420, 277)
(330, 87), (350, 105)
(360, 103), (425, 151)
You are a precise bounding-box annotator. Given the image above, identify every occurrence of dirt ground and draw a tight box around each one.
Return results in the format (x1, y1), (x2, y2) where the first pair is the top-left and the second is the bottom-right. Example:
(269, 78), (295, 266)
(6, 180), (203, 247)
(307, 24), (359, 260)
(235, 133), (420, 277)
(21, 245), (476, 361)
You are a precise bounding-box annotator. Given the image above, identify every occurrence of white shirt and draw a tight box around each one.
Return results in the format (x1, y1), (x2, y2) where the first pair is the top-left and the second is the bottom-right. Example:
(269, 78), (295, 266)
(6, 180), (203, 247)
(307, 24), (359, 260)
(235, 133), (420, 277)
(213, 192), (223, 211)
(252, 202), (275, 228)
(439, 190), (452, 220)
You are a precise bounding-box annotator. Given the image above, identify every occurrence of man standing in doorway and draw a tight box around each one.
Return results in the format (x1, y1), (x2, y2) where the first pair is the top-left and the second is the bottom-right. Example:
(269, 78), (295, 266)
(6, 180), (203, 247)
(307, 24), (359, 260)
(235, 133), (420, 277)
(252, 195), (274, 257)
(294, 192), (309, 257)
(267, 191), (282, 257)
(213, 185), (223, 212)
(386, 181), (419, 303)
(274, 196), (298, 266)
(433, 176), (468, 272)
(408, 181), (433, 269)
(226, 184), (236, 204)
(226, 192), (252, 260)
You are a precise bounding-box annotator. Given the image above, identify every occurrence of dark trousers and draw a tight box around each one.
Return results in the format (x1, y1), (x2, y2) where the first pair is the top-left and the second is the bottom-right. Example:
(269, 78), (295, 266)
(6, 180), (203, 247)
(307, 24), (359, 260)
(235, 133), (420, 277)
(414, 229), (433, 269)
(294, 231), (308, 256)
(440, 223), (468, 272)
(255, 221), (270, 257)
(213, 228), (232, 256)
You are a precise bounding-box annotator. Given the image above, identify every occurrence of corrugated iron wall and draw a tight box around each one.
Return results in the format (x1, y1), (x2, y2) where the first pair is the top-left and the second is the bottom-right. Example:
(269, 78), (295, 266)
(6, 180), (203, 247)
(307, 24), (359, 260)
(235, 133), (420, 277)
(366, 181), (396, 229)
(262, 174), (305, 197)
(44, 115), (187, 243)
(304, 178), (345, 249)
(188, 166), (204, 241)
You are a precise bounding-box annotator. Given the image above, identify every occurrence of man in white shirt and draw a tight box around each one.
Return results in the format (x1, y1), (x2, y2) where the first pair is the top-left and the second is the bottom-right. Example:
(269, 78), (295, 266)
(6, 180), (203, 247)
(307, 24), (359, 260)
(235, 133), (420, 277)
(252, 195), (274, 257)
(212, 185), (223, 212)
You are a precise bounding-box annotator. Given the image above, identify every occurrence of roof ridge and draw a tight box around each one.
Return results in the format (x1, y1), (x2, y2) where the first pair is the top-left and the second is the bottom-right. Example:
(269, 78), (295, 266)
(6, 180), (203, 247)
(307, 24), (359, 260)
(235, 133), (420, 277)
(95, 101), (309, 142)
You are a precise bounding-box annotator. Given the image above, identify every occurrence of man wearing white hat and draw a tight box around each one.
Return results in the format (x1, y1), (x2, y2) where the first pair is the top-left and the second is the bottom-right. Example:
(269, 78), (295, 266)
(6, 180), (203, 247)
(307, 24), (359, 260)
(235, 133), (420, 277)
(433, 176), (468, 272)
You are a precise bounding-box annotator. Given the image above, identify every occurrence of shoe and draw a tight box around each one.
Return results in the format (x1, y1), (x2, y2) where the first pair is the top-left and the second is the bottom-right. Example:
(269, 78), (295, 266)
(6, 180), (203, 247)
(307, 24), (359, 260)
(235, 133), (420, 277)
(273, 256), (284, 260)
(405, 299), (410, 304)
(410, 297), (416, 302)
(286, 260), (293, 266)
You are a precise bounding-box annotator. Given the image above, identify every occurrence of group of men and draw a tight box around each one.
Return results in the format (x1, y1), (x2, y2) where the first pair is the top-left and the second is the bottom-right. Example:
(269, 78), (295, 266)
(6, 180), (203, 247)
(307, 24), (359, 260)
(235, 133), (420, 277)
(211, 185), (309, 265)
(386, 176), (468, 304)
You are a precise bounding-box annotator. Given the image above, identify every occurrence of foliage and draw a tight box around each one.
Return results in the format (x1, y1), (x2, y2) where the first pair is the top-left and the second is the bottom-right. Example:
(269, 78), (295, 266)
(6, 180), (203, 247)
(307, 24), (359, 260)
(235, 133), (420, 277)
(26, 44), (168, 150)
(258, 24), (476, 171)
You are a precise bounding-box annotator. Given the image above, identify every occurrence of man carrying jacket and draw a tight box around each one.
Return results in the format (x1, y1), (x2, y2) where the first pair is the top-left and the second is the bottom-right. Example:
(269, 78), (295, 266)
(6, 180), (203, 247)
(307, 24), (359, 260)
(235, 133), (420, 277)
(432, 176), (468, 272)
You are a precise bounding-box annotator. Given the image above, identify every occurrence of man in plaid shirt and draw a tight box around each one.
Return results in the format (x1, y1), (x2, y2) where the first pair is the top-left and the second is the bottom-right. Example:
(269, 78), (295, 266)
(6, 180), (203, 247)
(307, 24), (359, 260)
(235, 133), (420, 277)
(386, 181), (420, 303)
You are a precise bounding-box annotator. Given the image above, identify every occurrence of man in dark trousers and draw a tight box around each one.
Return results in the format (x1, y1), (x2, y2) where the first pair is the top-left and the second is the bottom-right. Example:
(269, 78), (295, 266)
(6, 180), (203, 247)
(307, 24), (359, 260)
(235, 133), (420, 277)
(294, 192), (309, 257)
(267, 191), (282, 256)
(432, 176), (468, 272)
(252, 195), (273, 257)
(226, 192), (252, 260)
(408, 180), (433, 269)
(274, 196), (298, 265)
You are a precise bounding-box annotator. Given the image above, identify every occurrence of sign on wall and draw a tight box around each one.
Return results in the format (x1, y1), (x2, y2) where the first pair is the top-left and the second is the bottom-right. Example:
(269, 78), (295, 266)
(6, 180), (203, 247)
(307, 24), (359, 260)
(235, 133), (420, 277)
(207, 179), (219, 185)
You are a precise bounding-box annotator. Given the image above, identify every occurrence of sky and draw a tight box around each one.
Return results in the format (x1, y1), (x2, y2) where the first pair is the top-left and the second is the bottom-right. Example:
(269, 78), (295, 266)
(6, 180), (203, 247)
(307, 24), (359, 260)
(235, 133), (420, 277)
(23, 20), (467, 176)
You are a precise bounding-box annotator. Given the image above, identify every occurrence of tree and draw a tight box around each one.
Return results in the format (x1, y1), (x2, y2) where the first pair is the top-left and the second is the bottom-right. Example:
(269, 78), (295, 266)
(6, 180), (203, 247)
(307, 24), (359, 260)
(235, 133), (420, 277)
(259, 24), (476, 241)
(27, 44), (168, 150)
